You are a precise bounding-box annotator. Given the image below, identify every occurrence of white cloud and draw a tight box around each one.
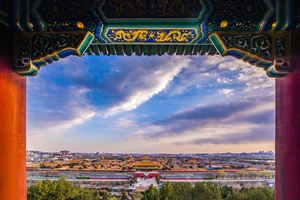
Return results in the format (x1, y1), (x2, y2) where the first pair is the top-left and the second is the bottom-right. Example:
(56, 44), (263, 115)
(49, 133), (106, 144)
(237, 67), (275, 92)
(165, 57), (266, 104)
(216, 77), (232, 84)
(103, 56), (190, 115)
(219, 88), (234, 96)
(218, 60), (247, 71)
(202, 55), (227, 67)
(27, 54), (275, 152)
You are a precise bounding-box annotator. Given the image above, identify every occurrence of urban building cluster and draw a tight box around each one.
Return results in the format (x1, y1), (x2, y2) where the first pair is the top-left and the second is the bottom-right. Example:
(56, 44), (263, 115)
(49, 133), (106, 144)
(26, 150), (275, 196)
(26, 150), (275, 172)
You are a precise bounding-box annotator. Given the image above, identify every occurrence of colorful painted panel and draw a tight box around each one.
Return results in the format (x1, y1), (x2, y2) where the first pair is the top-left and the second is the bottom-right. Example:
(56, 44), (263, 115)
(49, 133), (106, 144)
(220, 34), (272, 60)
(106, 29), (197, 43)
(101, 0), (203, 19)
(8, 0), (297, 77)
(95, 0), (214, 44)
(14, 31), (94, 76)
(31, 33), (85, 59)
(266, 59), (291, 77)
(210, 33), (273, 61)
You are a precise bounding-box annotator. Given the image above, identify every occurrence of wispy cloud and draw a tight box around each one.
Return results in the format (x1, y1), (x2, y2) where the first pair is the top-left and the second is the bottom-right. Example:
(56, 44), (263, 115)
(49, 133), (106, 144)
(174, 123), (274, 145)
(27, 55), (190, 135)
(27, 54), (275, 152)
(96, 56), (190, 115)
(60, 56), (190, 116)
(124, 55), (275, 146)
(126, 97), (274, 138)
(27, 73), (95, 136)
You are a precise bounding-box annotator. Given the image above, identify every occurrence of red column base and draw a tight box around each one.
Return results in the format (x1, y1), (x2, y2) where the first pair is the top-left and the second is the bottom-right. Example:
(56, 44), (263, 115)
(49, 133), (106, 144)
(0, 55), (26, 200)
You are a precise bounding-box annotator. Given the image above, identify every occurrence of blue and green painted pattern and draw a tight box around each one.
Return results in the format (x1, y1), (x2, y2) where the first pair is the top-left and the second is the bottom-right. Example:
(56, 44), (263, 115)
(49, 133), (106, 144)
(272, 0), (295, 31)
(209, 33), (273, 69)
(14, 58), (39, 76)
(209, 32), (291, 77)
(85, 44), (219, 56)
(14, 32), (94, 76)
(6, 0), (299, 77)
(10, 0), (297, 35)
(96, 0), (214, 44)
(12, 0), (33, 31)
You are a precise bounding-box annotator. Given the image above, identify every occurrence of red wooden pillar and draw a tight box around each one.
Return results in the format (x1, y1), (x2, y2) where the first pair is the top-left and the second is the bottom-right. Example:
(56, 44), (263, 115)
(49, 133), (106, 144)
(0, 54), (26, 198)
(275, 29), (300, 200)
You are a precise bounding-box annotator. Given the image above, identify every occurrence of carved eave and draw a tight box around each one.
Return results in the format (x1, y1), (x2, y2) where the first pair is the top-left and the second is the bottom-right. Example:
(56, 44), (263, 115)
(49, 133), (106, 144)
(14, 31), (94, 76)
(210, 31), (291, 77)
(0, 0), (298, 77)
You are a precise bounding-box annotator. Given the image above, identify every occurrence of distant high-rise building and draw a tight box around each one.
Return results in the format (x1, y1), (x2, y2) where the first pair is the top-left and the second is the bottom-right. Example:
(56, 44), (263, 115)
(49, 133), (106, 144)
(60, 150), (70, 155)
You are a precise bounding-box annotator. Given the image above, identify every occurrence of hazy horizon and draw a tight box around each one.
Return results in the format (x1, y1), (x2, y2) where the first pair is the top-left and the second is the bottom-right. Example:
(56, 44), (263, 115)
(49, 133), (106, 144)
(26, 149), (274, 154)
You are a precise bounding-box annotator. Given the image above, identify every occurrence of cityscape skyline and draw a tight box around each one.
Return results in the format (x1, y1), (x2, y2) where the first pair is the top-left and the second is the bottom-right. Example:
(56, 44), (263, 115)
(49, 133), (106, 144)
(27, 54), (275, 153)
(26, 149), (275, 154)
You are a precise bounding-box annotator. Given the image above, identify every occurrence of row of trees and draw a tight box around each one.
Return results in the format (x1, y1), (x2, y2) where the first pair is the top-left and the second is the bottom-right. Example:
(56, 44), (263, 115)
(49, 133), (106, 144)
(142, 182), (274, 200)
(27, 178), (130, 200)
(217, 170), (275, 179)
(27, 177), (274, 200)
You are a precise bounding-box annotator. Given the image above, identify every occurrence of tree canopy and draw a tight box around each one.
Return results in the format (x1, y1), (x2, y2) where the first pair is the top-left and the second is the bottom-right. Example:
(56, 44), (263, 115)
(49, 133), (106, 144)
(142, 184), (160, 200)
(27, 177), (274, 200)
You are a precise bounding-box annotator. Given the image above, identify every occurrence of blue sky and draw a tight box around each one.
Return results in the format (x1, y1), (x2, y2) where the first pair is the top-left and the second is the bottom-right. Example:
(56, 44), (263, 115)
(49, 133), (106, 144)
(26, 54), (275, 153)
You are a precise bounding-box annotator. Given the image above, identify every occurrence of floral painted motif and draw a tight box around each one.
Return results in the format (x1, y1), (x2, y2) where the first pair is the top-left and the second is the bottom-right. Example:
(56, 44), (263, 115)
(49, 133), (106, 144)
(107, 29), (197, 43)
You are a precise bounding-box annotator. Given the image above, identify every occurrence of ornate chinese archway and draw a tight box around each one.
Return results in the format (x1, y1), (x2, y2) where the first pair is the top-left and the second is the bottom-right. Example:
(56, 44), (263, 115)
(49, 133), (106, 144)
(0, 0), (299, 199)
(8, 0), (295, 77)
